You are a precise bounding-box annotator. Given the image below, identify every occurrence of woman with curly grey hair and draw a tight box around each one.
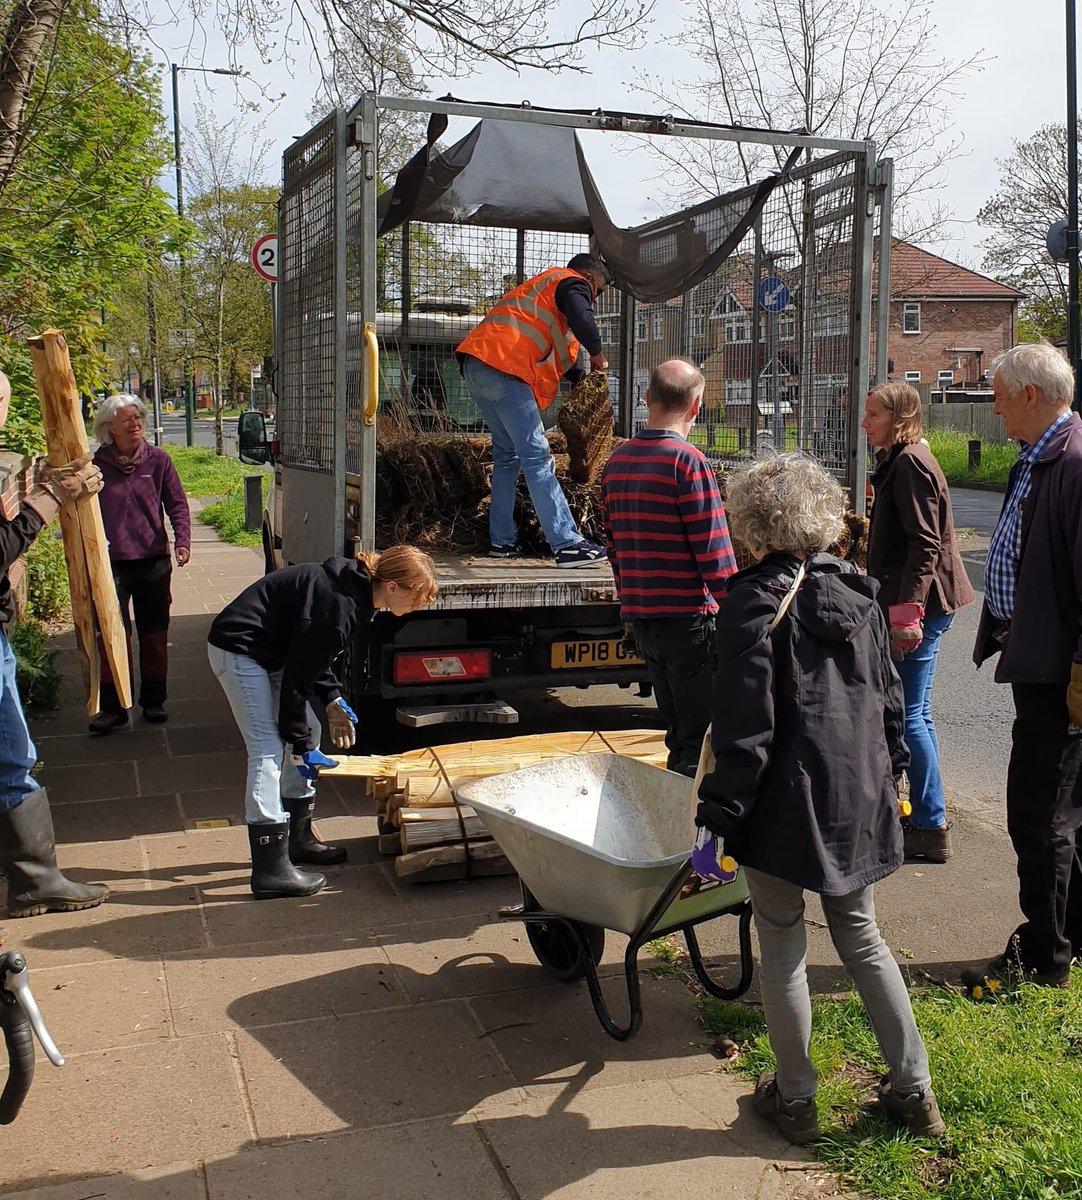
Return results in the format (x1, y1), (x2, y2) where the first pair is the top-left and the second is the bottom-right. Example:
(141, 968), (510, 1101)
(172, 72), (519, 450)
(89, 394), (191, 734)
(692, 453), (944, 1145)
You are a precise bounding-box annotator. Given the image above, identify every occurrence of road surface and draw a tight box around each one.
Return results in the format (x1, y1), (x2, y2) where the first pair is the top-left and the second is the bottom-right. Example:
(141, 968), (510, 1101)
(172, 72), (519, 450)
(156, 413), (241, 452)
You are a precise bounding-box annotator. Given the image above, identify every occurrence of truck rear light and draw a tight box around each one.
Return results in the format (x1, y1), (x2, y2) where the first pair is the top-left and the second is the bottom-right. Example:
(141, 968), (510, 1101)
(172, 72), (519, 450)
(393, 649), (492, 685)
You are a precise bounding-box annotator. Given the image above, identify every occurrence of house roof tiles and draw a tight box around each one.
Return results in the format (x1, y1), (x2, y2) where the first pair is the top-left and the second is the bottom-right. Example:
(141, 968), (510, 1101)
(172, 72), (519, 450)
(886, 239), (1024, 300)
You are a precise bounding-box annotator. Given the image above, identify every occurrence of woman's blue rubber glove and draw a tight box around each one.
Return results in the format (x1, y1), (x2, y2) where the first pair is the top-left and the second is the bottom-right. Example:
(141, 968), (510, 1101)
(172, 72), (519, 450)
(690, 826), (739, 883)
(291, 748), (340, 781)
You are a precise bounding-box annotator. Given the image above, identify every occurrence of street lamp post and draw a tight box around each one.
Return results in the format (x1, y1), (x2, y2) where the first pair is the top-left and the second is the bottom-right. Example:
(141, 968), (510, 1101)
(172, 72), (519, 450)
(170, 62), (242, 446)
(1067, 1), (1081, 410)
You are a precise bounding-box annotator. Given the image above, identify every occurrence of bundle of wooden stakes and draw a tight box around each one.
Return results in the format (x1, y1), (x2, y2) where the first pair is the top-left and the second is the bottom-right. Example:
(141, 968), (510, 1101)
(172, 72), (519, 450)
(330, 729), (670, 883)
(27, 330), (130, 715)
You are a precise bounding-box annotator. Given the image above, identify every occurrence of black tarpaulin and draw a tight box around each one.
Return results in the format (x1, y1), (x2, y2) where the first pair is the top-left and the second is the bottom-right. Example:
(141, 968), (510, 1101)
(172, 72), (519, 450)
(377, 116), (801, 302)
(378, 116), (592, 235)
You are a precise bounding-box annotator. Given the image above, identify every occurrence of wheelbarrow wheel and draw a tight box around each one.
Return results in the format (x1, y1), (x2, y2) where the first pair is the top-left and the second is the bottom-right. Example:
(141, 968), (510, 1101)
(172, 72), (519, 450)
(526, 918), (605, 983)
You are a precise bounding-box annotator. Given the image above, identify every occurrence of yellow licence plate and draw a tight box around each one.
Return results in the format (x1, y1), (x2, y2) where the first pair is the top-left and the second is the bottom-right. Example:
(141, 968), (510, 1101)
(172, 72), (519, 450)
(550, 637), (643, 670)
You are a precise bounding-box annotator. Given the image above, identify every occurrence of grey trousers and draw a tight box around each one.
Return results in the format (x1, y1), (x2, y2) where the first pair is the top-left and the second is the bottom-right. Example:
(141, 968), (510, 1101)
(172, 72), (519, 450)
(745, 867), (932, 1101)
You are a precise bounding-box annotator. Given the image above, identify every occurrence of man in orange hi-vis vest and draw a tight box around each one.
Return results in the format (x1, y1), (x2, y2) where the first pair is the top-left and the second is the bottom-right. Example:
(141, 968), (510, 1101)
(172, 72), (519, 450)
(457, 253), (611, 568)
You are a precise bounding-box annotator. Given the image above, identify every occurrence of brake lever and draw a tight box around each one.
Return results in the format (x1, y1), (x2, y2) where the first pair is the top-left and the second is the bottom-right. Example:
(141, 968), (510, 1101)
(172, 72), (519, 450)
(3, 953), (63, 1066)
(0, 951), (64, 1125)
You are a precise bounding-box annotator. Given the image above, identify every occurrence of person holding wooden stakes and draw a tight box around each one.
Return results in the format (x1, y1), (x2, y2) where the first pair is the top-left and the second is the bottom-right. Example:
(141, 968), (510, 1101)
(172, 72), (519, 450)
(0, 370), (110, 916)
(207, 545), (438, 899)
(89, 393), (191, 734)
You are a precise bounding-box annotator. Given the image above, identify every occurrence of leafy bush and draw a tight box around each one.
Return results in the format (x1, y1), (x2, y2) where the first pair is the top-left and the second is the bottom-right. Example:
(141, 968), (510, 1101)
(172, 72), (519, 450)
(25, 523), (70, 622)
(9, 617), (62, 714)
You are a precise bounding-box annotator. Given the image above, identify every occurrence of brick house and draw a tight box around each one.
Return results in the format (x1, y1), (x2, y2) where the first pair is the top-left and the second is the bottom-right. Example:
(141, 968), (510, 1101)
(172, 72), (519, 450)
(881, 240), (1023, 389)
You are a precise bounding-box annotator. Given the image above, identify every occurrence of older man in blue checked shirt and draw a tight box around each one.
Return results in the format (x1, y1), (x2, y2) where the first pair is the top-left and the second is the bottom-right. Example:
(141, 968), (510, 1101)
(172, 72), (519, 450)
(965, 343), (1082, 997)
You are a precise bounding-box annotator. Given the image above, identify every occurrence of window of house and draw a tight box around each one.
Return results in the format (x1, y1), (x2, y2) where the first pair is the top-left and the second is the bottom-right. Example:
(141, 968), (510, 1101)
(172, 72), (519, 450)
(652, 312), (663, 341)
(596, 315), (619, 347)
(904, 370), (921, 384)
(814, 299), (848, 336)
(724, 378), (752, 405)
(936, 369), (954, 388)
(902, 302), (921, 334)
(635, 310), (647, 342)
(689, 310), (705, 339)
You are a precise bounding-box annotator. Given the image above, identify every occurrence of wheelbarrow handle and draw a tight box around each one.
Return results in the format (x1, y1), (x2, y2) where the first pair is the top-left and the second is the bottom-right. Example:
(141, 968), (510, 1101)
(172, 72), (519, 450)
(0, 951), (64, 1125)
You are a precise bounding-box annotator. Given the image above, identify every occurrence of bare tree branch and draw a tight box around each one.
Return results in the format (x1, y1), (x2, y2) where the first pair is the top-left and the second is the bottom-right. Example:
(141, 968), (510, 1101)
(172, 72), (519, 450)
(630, 0), (984, 246)
(977, 121), (1070, 341)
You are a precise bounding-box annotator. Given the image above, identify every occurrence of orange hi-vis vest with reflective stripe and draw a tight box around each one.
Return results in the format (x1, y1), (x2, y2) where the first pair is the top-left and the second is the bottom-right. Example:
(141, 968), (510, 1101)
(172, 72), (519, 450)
(456, 268), (582, 410)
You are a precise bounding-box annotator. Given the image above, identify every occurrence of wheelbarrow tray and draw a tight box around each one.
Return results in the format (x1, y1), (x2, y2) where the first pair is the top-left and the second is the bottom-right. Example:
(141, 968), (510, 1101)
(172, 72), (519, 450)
(457, 753), (748, 937)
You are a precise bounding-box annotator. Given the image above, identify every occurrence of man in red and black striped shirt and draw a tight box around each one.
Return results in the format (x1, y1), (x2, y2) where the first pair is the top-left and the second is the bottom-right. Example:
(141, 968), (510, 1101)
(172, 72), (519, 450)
(601, 359), (736, 776)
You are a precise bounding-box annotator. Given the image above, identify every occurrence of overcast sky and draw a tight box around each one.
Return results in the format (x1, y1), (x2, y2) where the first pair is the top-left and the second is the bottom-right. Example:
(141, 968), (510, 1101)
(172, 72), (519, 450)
(154, 0), (1069, 273)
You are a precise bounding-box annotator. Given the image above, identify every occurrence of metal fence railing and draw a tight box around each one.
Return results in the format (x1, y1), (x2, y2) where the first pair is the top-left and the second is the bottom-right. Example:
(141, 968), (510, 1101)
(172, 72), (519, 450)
(279, 113), (338, 473)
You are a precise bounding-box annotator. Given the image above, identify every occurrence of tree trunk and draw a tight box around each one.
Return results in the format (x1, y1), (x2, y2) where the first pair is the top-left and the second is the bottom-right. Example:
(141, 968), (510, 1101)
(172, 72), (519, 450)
(0, 0), (71, 199)
(214, 275), (225, 455)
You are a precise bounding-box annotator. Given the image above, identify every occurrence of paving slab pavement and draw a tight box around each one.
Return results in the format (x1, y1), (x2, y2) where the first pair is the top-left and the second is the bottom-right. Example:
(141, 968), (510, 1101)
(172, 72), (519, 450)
(0, 510), (1023, 1198)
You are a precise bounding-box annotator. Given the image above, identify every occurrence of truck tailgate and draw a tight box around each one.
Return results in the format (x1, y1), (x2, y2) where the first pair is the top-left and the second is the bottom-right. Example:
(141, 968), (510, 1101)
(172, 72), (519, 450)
(430, 553), (617, 611)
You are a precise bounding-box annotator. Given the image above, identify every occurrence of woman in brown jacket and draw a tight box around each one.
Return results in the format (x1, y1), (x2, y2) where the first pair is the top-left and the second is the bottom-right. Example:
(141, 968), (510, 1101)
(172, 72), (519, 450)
(862, 382), (975, 863)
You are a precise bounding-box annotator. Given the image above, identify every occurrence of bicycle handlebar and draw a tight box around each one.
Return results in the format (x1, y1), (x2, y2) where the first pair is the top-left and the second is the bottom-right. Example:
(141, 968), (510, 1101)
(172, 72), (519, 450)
(0, 951), (64, 1124)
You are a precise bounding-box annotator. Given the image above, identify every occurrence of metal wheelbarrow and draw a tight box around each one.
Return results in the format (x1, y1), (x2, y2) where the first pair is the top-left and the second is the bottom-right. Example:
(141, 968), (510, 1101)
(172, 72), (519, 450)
(457, 753), (753, 1041)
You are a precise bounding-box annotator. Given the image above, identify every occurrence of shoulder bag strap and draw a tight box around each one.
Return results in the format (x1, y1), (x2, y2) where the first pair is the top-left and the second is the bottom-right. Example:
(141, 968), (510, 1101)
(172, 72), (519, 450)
(765, 559), (807, 635)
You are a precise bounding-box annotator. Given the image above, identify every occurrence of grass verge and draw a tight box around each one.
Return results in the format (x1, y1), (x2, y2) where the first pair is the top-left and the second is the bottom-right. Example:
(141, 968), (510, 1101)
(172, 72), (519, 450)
(164, 445), (269, 549)
(926, 429), (1017, 488)
(668, 942), (1082, 1200)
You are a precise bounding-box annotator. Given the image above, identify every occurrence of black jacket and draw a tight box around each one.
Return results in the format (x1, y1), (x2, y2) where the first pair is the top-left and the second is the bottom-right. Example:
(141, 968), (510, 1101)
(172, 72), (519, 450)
(208, 557), (374, 751)
(696, 553), (906, 895)
(973, 413), (1082, 683)
(0, 506), (45, 628)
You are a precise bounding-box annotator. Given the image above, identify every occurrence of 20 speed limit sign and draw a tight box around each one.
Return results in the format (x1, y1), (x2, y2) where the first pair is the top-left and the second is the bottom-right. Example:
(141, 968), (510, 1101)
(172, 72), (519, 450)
(251, 234), (278, 282)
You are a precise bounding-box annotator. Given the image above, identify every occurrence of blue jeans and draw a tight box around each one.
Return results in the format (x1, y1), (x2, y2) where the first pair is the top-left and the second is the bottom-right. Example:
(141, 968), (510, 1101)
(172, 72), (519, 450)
(462, 356), (580, 551)
(207, 644), (317, 824)
(894, 612), (953, 830)
(0, 631), (40, 812)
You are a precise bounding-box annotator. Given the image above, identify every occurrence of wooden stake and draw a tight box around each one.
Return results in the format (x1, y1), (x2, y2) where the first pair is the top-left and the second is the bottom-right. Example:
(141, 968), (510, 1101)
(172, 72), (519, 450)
(27, 330), (130, 713)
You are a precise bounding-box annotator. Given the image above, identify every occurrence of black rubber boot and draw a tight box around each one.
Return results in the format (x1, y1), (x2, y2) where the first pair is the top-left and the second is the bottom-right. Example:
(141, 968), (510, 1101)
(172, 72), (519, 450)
(282, 797), (347, 866)
(0, 789), (110, 917)
(248, 822), (326, 899)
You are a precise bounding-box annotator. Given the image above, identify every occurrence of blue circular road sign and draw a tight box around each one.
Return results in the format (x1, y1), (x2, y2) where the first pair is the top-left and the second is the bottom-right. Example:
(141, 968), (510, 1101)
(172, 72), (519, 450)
(758, 276), (790, 313)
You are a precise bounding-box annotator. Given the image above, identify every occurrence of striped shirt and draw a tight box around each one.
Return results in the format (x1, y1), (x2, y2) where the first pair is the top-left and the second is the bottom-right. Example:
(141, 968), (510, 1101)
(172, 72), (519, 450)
(985, 409), (1073, 620)
(600, 430), (736, 618)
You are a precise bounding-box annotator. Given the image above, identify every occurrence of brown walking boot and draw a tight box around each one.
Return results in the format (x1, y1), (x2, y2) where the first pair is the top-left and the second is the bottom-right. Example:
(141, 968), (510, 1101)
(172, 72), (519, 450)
(752, 1072), (820, 1145)
(878, 1077), (946, 1137)
(903, 823), (952, 863)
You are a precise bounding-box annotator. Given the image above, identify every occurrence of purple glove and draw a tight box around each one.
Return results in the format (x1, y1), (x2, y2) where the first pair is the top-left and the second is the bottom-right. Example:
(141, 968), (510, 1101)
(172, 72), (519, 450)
(691, 826), (739, 884)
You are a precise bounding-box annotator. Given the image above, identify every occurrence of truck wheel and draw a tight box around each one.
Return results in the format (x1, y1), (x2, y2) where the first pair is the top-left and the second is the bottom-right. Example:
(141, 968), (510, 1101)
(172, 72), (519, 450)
(526, 917), (606, 983)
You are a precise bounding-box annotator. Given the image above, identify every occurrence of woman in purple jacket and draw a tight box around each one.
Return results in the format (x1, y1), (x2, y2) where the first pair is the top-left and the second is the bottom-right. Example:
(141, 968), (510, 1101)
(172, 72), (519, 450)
(90, 394), (191, 734)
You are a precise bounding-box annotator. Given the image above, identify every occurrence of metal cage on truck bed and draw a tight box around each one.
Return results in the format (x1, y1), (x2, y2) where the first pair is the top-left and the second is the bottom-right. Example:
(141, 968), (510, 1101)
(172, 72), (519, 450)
(276, 95), (893, 569)
(271, 97), (892, 724)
